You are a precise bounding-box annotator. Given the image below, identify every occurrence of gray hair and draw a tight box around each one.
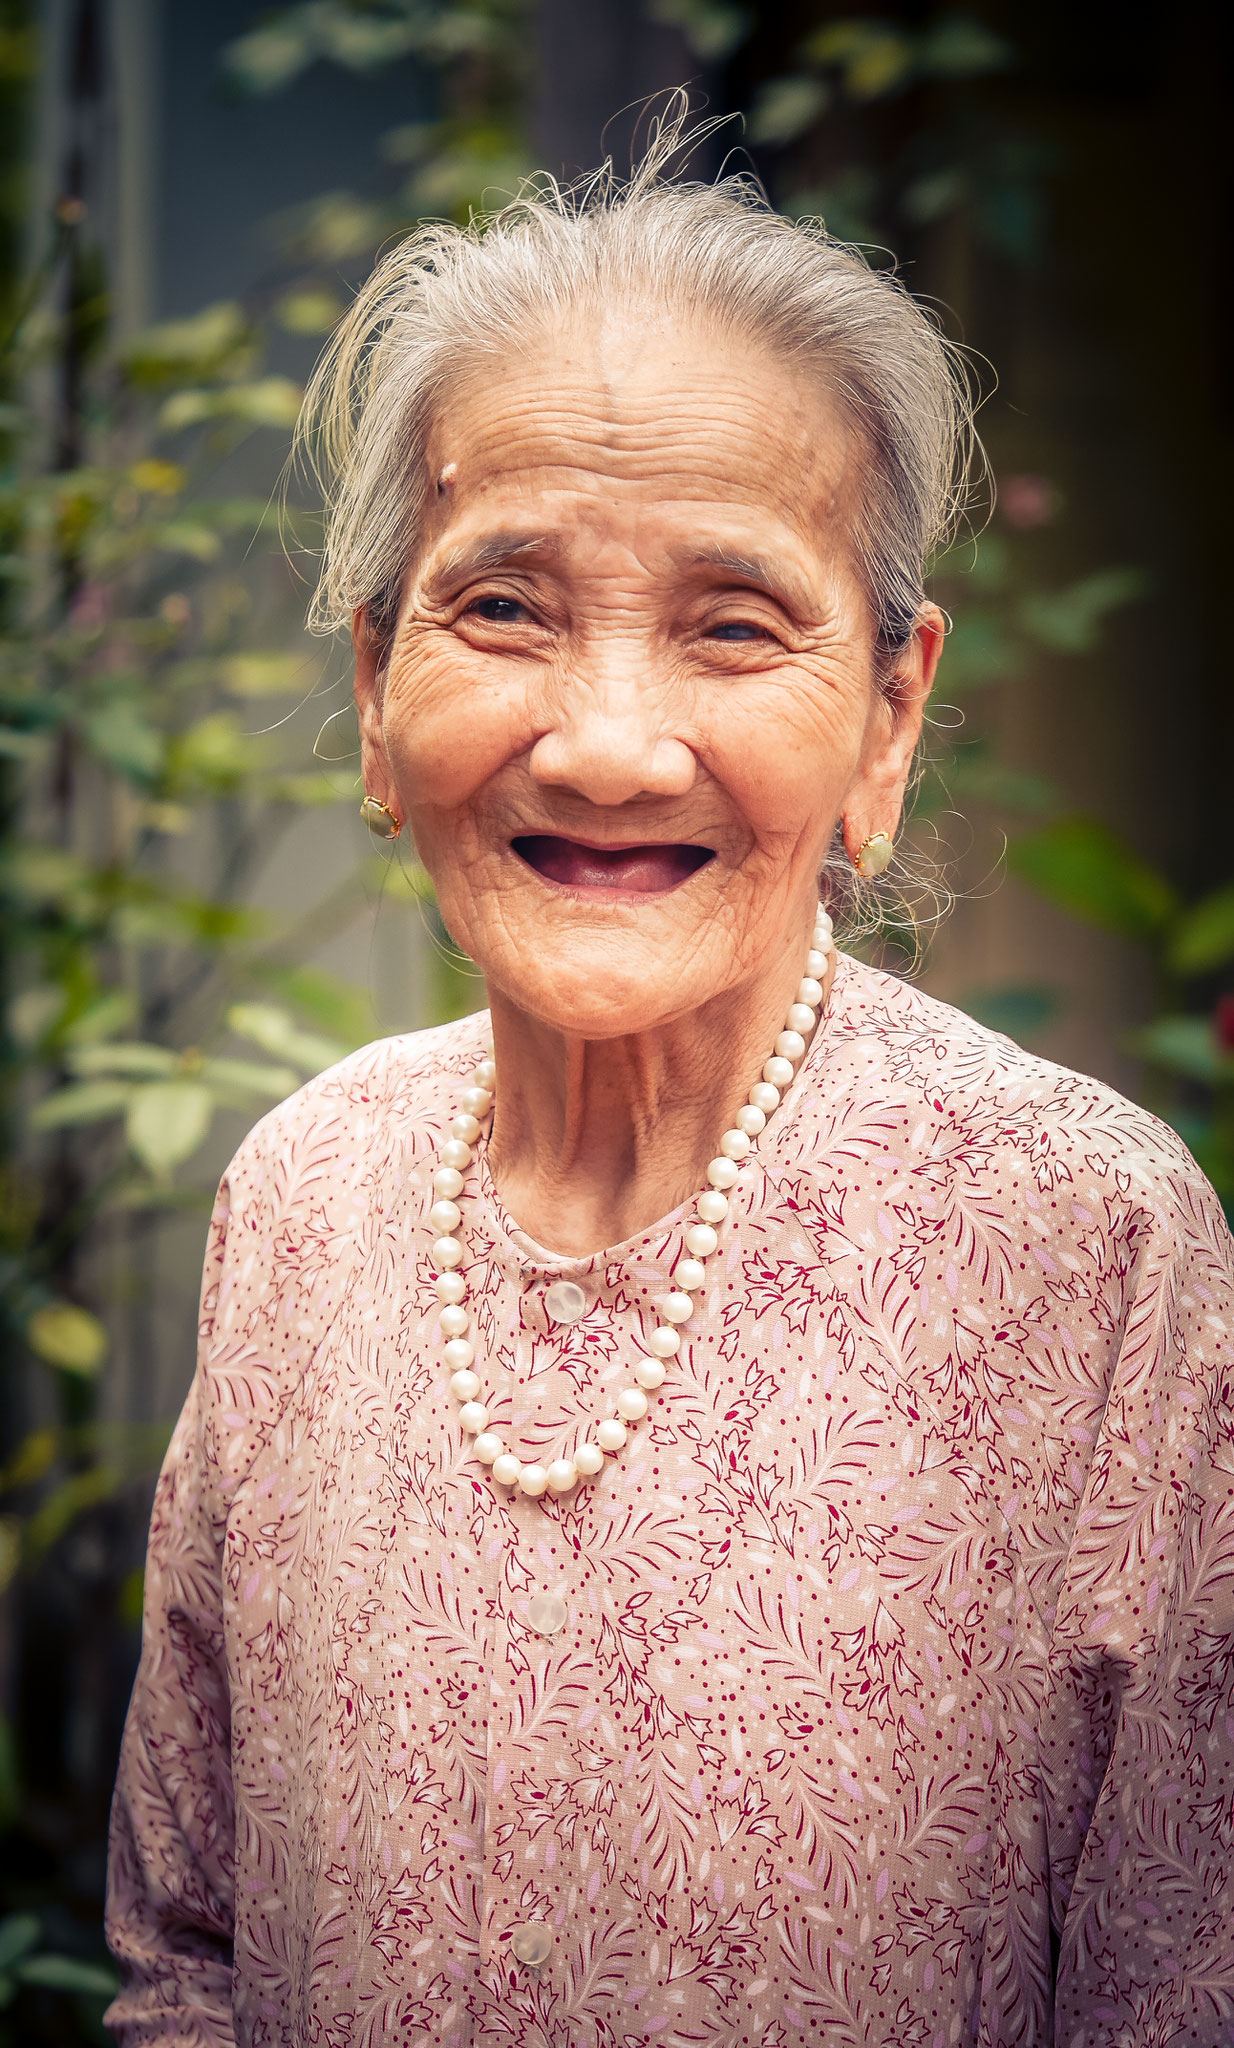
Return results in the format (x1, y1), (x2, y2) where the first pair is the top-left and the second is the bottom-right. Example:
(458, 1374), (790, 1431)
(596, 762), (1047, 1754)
(299, 107), (976, 669)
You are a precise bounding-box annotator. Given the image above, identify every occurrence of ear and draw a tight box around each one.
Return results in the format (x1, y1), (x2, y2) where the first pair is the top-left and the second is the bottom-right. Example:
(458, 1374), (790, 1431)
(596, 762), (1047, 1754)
(352, 607), (400, 817)
(843, 604), (945, 857)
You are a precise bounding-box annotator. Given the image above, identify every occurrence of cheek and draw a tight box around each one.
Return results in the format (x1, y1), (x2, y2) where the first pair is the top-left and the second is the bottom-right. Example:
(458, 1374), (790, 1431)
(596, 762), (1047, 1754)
(706, 669), (872, 843)
(381, 639), (533, 810)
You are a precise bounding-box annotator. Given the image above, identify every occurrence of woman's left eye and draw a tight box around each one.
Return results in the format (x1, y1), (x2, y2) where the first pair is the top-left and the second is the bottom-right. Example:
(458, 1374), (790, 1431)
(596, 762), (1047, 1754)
(467, 596), (527, 624)
(708, 619), (768, 642)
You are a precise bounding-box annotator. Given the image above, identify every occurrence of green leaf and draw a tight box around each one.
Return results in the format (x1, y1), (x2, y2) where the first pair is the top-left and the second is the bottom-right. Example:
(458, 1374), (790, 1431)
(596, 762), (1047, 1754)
(0, 1916), (40, 1974)
(61, 989), (139, 1045)
(16, 1953), (118, 1995)
(160, 378), (302, 433)
(957, 983), (1059, 1042)
(124, 302), (253, 386)
(26, 1303), (108, 1376)
(82, 700), (165, 781)
(30, 1079), (133, 1130)
(647, 0), (751, 60)
(1009, 817), (1177, 941)
(1170, 882), (1234, 975)
(747, 75), (830, 145)
(68, 1042), (178, 1079)
(1017, 567), (1149, 653)
(126, 1081), (214, 1173)
(227, 1003), (347, 1074)
(1129, 1016), (1231, 1085)
(257, 965), (371, 1043)
(220, 652), (311, 697)
(920, 15), (1014, 78)
(198, 1057), (299, 1102)
(803, 21), (915, 98)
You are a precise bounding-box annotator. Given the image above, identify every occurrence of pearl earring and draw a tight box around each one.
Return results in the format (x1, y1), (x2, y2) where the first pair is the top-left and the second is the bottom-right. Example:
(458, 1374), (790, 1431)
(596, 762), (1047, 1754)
(360, 795), (401, 839)
(854, 830), (894, 879)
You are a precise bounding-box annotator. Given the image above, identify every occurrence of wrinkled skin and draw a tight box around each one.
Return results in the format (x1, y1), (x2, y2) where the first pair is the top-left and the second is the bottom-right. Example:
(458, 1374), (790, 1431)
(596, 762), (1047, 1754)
(355, 309), (944, 1252)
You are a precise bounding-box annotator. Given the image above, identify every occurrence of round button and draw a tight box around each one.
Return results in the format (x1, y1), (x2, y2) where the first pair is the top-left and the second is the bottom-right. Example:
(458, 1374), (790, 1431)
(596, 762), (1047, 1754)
(527, 1590), (568, 1637)
(510, 1922), (552, 1968)
(544, 1279), (588, 1324)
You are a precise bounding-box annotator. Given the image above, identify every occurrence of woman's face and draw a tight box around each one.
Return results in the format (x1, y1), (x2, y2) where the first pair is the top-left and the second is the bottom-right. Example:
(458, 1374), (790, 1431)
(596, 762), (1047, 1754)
(355, 309), (942, 1038)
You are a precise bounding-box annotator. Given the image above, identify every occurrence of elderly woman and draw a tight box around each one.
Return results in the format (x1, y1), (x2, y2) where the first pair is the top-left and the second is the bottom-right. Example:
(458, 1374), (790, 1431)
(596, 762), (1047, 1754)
(106, 133), (1234, 2048)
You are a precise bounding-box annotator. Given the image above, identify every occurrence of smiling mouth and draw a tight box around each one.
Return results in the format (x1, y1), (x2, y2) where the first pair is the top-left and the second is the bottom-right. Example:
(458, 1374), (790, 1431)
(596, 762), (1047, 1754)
(512, 835), (715, 896)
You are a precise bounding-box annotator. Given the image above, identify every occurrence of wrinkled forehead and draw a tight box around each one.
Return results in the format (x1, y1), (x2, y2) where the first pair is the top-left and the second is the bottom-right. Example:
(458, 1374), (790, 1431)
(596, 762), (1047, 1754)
(418, 307), (861, 568)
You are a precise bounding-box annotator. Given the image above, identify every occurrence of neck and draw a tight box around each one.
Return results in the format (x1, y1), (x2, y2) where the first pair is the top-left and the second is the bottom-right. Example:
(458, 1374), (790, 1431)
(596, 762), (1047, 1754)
(484, 924), (833, 1258)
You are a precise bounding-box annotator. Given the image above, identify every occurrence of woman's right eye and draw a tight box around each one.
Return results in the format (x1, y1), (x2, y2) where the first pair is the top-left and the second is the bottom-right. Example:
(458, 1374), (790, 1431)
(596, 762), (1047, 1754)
(467, 596), (527, 624)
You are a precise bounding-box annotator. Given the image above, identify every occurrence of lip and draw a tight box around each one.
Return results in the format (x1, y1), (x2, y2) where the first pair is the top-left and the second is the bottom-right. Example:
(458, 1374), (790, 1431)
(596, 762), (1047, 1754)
(511, 834), (715, 899)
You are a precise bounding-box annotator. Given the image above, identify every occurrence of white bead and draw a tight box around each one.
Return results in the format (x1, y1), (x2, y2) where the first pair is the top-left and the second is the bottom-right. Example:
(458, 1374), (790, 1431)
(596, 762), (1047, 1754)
(805, 950), (828, 979)
(439, 1304), (469, 1337)
(433, 1166), (464, 1199)
(763, 1056), (794, 1089)
(518, 1463), (549, 1497)
(460, 1087), (492, 1119)
(617, 1386), (649, 1422)
(436, 1271), (466, 1304)
(662, 1292), (694, 1323)
(776, 1030), (806, 1062)
(720, 1128), (751, 1161)
(707, 1155), (740, 1188)
(787, 1003), (816, 1035)
(473, 1059), (497, 1090)
(473, 1432), (503, 1464)
(815, 906), (833, 933)
(685, 1222), (718, 1258)
(597, 1418), (627, 1452)
(798, 977), (823, 1007)
(439, 1139), (472, 1171)
(451, 1113), (481, 1144)
(675, 1258), (706, 1291)
(634, 1357), (667, 1389)
(491, 1453), (522, 1485)
(443, 1338), (475, 1372)
(432, 1236), (463, 1271)
(573, 1441), (605, 1477)
(458, 1401), (488, 1434)
(429, 1199), (462, 1234)
(450, 1369), (481, 1401)
(813, 927), (835, 953)
(545, 1459), (578, 1494)
(735, 1105), (765, 1138)
(649, 1325), (680, 1357)
(697, 1189), (729, 1224)
(749, 1081), (780, 1113)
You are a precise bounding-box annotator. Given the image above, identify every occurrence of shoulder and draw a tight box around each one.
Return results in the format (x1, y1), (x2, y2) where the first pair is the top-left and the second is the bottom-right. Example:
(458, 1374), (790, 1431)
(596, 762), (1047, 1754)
(814, 954), (1216, 1231)
(221, 1008), (491, 1219)
(193, 1013), (489, 1504)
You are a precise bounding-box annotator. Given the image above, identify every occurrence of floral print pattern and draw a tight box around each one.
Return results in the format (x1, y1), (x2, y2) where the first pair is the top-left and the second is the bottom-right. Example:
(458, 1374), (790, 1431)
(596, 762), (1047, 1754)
(106, 955), (1234, 2047)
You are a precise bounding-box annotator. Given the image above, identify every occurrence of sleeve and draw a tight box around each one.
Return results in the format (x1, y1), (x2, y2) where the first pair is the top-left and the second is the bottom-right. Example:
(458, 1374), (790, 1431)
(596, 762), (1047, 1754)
(1043, 1169), (1234, 2042)
(104, 1322), (236, 2043)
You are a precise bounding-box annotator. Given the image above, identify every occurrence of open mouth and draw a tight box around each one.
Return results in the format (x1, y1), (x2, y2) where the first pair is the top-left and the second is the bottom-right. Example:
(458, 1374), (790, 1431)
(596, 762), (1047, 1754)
(512, 835), (715, 897)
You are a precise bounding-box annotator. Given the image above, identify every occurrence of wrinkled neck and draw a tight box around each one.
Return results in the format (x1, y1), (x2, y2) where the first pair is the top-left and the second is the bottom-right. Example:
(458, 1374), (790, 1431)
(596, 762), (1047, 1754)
(484, 940), (832, 1258)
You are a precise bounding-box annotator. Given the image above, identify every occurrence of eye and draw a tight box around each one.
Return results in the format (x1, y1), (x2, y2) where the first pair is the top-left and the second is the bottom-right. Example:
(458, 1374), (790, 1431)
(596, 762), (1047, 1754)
(467, 595), (528, 624)
(708, 619), (770, 642)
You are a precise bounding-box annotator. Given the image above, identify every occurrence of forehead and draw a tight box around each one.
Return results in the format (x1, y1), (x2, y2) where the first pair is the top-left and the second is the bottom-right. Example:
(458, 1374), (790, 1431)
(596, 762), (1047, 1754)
(422, 309), (855, 562)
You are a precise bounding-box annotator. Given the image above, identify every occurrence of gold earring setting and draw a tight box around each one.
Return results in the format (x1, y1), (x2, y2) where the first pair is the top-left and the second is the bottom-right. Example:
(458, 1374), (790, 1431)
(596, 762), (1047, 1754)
(360, 795), (401, 839)
(855, 830), (894, 880)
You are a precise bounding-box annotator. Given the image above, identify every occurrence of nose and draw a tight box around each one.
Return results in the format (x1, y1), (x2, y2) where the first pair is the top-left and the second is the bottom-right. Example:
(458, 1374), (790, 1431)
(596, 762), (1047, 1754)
(528, 667), (697, 806)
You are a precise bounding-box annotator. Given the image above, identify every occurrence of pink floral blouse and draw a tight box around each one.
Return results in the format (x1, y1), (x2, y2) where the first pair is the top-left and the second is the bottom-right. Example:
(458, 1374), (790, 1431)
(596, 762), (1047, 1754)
(106, 955), (1234, 2048)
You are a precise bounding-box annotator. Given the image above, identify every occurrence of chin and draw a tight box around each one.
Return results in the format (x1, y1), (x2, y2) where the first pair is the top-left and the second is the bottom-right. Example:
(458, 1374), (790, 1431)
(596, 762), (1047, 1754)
(483, 915), (726, 1040)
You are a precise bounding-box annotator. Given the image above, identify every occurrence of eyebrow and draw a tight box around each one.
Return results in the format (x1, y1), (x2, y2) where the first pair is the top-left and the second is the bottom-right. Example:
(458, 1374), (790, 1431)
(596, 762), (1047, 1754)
(680, 544), (813, 617)
(425, 530), (558, 589)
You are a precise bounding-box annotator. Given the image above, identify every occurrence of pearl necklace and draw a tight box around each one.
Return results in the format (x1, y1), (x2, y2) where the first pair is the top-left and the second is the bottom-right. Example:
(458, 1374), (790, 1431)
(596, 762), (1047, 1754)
(429, 906), (835, 1501)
